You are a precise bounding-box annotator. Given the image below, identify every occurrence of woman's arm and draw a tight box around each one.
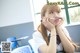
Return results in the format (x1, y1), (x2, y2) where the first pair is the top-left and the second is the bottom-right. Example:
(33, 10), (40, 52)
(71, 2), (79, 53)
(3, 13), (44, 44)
(39, 27), (56, 53)
(56, 26), (75, 53)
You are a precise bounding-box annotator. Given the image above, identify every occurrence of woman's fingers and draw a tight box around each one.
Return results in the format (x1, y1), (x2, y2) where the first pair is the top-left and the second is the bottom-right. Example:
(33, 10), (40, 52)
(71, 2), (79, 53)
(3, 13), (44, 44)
(48, 18), (55, 25)
(42, 17), (55, 31)
(48, 18), (63, 25)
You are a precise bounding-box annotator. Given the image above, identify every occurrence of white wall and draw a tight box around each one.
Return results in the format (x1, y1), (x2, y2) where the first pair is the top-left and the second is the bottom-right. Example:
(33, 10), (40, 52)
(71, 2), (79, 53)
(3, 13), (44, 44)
(0, 0), (33, 27)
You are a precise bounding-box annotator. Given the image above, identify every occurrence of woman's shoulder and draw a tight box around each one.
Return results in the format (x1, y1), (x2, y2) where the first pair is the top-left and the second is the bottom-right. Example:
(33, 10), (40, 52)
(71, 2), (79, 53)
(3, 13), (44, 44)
(33, 30), (42, 36)
(60, 25), (68, 32)
(32, 30), (43, 38)
(61, 25), (72, 40)
(33, 30), (41, 34)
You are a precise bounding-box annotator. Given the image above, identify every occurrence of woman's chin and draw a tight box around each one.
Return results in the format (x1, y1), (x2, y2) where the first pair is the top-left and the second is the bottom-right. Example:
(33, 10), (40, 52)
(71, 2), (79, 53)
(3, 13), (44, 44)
(54, 19), (63, 25)
(55, 22), (60, 25)
(55, 20), (62, 25)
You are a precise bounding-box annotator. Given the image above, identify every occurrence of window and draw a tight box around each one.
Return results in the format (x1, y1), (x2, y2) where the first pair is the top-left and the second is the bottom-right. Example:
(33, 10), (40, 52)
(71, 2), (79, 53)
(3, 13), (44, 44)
(68, 7), (80, 23)
(31, 0), (80, 30)
(32, 0), (46, 13)
(30, 0), (46, 30)
(67, 0), (80, 23)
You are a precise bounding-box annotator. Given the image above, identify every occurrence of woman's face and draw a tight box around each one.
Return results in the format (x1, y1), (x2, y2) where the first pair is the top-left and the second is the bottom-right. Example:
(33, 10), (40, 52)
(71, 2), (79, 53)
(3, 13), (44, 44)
(42, 11), (63, 31)
(45, 10), (62, 25)
(41, 5), (64, 31)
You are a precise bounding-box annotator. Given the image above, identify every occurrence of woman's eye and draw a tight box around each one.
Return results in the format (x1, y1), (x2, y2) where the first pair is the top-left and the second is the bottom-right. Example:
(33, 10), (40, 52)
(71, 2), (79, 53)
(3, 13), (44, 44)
(49, 12), (53, 14)
(57, 11), (60, 13)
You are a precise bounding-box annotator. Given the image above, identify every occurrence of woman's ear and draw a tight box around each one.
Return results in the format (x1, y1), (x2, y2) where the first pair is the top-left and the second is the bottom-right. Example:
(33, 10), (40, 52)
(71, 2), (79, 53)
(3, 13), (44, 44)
(41, 20), (42, 22)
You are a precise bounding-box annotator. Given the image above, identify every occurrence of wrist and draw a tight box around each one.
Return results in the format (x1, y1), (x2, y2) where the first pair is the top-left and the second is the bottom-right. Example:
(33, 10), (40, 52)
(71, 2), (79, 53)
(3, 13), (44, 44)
(50, 35), (56, 37)
(51, 28), (56, 34)
(55, 26), (61, 32)
(51, 27), (56, 37)
(56, 25), (62, 29)
(51, 26), (56, 31)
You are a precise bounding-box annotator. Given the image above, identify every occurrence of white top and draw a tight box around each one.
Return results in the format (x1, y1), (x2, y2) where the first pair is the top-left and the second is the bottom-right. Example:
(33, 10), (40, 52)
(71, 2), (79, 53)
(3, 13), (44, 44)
(32, 26), (71, 53)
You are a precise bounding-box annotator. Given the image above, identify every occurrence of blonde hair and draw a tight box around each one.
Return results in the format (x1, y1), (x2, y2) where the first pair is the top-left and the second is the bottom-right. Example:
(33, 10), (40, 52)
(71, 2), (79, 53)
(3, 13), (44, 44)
(41, 4), (61, 18)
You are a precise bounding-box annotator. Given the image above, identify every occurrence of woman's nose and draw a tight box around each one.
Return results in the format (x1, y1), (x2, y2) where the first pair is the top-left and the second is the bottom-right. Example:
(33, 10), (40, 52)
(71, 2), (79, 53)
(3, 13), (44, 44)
(53, 13), (63, 18)
(55, 17), (62, 19)
(53, 12), (60, 17)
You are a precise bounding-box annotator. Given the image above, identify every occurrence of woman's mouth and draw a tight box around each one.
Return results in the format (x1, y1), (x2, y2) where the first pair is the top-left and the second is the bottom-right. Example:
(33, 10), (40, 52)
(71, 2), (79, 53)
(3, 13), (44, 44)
(54, 18), (62, 24)
(48, 17), (63, 25)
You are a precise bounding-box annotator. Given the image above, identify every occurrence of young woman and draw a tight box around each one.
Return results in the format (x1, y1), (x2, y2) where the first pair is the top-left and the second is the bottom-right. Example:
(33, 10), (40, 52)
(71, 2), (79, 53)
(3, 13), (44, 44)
(32, 4), (78, 53)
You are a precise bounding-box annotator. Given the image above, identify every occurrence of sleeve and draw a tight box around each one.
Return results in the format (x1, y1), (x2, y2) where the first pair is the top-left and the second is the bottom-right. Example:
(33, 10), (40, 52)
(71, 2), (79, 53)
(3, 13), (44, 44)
(32, 31), (46, 53)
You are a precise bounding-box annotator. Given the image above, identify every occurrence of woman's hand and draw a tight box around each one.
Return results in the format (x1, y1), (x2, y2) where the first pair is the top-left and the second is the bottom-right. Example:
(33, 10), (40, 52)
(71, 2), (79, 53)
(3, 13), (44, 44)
(48, 17), (63, 27)
(41, 17), (55, 31)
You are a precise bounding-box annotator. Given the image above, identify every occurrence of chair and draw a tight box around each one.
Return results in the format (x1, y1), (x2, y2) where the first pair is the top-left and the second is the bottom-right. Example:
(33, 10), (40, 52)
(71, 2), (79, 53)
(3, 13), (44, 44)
(11, 45), (32, 53)
(6, 37), (19, 50)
